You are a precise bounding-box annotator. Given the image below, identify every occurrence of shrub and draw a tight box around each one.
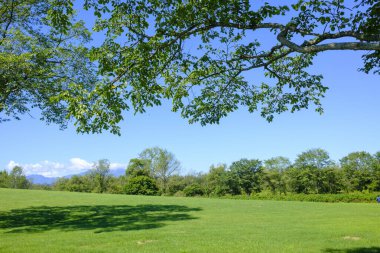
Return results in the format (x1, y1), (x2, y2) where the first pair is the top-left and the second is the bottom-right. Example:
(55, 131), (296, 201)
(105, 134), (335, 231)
(223, 192), (380, 203)
(125, 176), (158, 195)
(183, 184), (204, 197)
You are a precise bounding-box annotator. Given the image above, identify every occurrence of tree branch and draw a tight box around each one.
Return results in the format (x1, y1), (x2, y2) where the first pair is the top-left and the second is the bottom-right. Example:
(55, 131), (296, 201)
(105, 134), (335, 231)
(277, 30), (380, 53)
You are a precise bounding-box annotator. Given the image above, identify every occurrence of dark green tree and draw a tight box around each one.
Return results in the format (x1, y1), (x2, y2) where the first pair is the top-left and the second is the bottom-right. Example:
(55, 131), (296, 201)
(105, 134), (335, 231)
(125, 176), (159, 195)
(286, 167), (318, 194)
(125, 159), (158, 195)
(263, 157), (291, 194)
(340, 151), (375, 192)
(316, 166), (343, 194)
(53, 177), (70, 191)
(371, 151), (380, 191)
(294, 148), (334, 169)
(204, 164), (240, 196)
(183, 183), (204, 197)
(0, 170), (10, 188)
(229, 159), (263, 195)
(125, 158), (151, 178)
(288, 149), (338, 193)
(65, 175), (92, 192)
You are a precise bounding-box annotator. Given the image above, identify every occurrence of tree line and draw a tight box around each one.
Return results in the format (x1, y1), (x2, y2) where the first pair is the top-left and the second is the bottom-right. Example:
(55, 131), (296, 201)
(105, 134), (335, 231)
(1, 148), (380, 197)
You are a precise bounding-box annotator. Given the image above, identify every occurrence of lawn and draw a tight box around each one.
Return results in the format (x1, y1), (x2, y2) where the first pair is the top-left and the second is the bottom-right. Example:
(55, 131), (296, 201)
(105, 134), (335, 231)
(0, 188), (379, 253)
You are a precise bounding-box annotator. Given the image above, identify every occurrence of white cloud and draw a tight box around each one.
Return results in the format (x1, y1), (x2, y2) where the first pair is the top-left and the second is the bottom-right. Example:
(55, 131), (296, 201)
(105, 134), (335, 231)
(6, 160), (66, 177)
(7, 160), (20, 170)
(5, 158), (128, 178)
(68, 158), (93, 171)
(109, 162), (128, 171)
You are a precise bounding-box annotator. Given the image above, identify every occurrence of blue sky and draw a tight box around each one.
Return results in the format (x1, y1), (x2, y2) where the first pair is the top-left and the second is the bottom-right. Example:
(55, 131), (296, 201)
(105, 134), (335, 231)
(1, 3), (379, 177)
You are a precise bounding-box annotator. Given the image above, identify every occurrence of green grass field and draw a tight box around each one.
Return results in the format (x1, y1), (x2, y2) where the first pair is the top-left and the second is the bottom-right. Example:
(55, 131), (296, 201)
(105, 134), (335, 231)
(0, 188), (379, 253)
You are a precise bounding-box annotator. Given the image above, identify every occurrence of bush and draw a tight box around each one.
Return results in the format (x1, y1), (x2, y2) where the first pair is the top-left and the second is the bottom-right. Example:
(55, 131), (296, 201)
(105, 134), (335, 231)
(125, 176), (158, 195)
(222, 192), (380, 203)
(183, 184), (204, 197)
(174, 190), (185, 197)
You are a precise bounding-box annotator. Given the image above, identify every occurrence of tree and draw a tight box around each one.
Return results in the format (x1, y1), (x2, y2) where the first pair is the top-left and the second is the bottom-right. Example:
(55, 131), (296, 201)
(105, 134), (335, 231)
(288, 149), (337, 193)
(125, 158), (151, 178)
(89, 159), (111, 193)
(124, 158), (159, 195)
(0, 170), (10, 188)
(294, 148), (334, 169)
(166, 175), (188, 196)
(183, 183), (204, 197)
(229, 158), (263, 195)
(316, 166), (343, 194)
(0, 0), (99, 131)
(205, 164), (230, 196)
(125, 175), (158, 195)
(286, 167), (318, 194)
(263, 156), (291, 194)
(372, 151), (380, 191)
(340, 151), (375, 191)
(8, 166), (30, 189)
(53, 177), (70, 191)
(139, 147), (181, 194)
(2, 1), (379, 134)
(65, 175), (92, 192)
(264, 157), (292, 172)
(204, 164), (240, 196)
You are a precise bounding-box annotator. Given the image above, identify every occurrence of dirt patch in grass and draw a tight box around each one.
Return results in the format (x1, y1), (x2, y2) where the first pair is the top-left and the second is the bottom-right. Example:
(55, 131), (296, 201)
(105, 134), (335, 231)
(343, 236), (361, 241)
(137, 240), (156, 245)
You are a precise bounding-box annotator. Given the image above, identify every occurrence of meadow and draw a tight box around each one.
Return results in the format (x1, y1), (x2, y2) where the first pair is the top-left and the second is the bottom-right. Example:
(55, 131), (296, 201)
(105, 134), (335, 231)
(0, 188), (379, 253)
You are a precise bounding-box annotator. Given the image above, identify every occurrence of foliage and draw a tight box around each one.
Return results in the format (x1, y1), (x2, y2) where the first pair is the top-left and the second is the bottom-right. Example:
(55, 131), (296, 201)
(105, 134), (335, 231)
(0, 167), (30, 189)
(65, 175), (92, 193)
(0, 0), (98, 131)
(231, 191), (380, 203)
(1, 1), (379, 134)
(89, 159), (111, 193)
(264, 156), (291, 172)
(371, 151), (380, 191)
(125, 158), (151, 177)
(107, 176), (126, 194)
(0, 170), (10, 188)
(124, 176), (158, 195)
(33, 148), (380, 200)
(166, 175), (191, 196)
(263, 157), (291, 194)
(183, 183), (204, 197)
(77, 0), (379, 133)
(166, 173), (207, 196)
(340, 151), (376, 192)
(294, 148), (334, 169)
(139, 147), (181, 193)
(229, 158), (264, 195)
(205, 164), (240, 196)
(125, 158), (159, 195)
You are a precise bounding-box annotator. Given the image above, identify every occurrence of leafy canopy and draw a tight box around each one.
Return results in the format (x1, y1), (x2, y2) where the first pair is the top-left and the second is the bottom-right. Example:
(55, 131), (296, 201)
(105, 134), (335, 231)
(1, 0), (379, 134)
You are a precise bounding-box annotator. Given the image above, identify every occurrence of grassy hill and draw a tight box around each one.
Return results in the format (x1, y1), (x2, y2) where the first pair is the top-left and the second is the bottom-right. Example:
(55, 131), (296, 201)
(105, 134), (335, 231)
(0, 188), (379, 253)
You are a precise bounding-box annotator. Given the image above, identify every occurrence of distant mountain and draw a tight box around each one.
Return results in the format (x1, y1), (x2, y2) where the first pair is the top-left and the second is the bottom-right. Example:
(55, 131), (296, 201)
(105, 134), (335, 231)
(27, 175), (58, 185)
(27, 168), (126, 185)
(67, 168), (126, 177)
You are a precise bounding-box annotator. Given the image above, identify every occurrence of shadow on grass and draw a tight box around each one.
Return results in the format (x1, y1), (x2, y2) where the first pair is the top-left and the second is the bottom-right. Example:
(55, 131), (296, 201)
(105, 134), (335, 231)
(323, 247), (380, 253)
(0, 204), (201, 233)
